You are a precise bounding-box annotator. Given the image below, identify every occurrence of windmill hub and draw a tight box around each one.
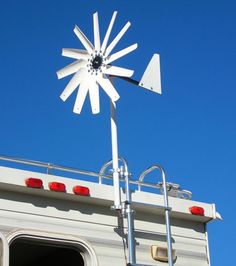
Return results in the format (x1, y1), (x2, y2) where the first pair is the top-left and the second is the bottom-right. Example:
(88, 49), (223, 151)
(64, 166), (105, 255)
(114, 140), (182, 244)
(92, 55), (103, 70)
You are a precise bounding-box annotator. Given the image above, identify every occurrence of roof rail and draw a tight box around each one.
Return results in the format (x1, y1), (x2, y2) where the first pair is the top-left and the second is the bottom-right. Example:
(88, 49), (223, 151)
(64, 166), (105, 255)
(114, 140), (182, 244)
(0, 154), (191, 199)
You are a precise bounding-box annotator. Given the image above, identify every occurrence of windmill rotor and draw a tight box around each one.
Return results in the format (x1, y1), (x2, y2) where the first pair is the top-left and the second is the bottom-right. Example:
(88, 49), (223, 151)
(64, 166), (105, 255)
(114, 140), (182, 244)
(57, 11), (138, 114)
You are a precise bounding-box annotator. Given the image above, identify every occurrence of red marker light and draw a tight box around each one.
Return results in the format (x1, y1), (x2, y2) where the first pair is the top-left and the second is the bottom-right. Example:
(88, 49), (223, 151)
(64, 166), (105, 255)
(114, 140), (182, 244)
(25, 178), (43, 189)
(73, 185), (90, 196)
(49, 182), (66, 192)
(189, 206), (205, 216)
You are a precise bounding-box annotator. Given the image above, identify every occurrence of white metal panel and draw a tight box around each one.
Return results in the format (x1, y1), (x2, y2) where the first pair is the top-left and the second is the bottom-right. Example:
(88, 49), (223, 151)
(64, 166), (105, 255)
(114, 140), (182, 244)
(139, 53), (162, 94)
(0, 212), (127, 265)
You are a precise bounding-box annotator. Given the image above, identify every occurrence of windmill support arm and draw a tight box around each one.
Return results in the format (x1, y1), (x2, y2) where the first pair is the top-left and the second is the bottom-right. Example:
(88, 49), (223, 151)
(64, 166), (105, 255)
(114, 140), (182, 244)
(113, 76), (139, 86)
(111, 53), (162, 95)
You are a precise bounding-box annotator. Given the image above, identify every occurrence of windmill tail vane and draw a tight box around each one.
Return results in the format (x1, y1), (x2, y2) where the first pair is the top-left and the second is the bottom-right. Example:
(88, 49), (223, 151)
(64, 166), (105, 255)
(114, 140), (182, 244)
(57, 11), (161, 115)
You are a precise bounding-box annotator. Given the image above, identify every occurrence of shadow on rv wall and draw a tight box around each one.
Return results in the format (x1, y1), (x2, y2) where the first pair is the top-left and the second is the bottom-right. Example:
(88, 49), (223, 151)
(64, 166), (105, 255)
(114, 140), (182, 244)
(134, 231), (176, 244)
(134, 212), (205, 234)
(0, 189), (117, 217)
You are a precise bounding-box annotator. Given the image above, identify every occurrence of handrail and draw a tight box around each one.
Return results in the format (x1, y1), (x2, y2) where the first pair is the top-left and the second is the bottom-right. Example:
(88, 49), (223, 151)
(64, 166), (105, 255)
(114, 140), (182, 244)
(0, 155), (163, 192)
(0, 154), (112, 180)
(0, 154), (191, 199)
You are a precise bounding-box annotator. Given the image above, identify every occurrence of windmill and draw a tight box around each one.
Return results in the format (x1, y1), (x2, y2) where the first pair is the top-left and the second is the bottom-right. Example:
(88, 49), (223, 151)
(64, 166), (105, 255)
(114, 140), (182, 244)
(57, 11), (162, 209)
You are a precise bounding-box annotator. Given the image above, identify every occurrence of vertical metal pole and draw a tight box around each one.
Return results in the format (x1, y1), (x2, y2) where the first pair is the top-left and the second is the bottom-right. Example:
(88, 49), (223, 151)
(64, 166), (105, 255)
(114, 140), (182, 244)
(161, 169), (174, 266)
(123, 165), (136, 265)
(99, 158), (136, 264)
(110, 100), (121, 209)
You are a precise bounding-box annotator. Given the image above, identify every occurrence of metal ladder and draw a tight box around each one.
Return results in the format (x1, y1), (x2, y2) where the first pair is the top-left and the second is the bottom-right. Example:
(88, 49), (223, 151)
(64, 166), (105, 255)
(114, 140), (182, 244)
(99, 158), (174, 266)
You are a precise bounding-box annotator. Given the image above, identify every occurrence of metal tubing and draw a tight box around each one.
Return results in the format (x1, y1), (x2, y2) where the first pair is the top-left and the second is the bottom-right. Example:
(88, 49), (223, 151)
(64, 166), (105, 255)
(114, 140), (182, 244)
(0, 155), (163, 190)
(0, 154), (112, 179)
(110, 100), (121, 209)
(122, 161), (136, 265)
(138, 165), (173, 266)
(0, 154), (192, 200)
(99, 157), (136, 264)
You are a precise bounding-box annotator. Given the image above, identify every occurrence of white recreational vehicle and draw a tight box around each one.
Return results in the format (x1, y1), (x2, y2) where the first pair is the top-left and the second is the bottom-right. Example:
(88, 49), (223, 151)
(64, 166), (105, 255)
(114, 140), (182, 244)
(0, 155), (221, 266)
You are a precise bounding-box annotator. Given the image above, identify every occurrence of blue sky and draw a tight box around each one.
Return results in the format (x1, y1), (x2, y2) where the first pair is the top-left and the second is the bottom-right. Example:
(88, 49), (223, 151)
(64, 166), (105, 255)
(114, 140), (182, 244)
(0, 0), (235, 264)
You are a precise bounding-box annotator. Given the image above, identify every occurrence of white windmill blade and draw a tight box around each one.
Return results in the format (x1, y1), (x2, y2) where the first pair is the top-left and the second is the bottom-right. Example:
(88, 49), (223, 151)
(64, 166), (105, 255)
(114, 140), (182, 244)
(97, 76), (120, 102)
(74, 25), (94, 54)
(62, 48), (89, 60)
(73, 82), (89, 114)
(93, 12), (101, 51)
(101, 11), (117, 52)
(60, 68), (86, 101)
(105, 21), (131, 56)
(103, 65), (134, 77)
(58, 11), (139, 116)
(88, 81), (100, 114)
(56, 60), (87, 79)
(106, 43), (138, 64)
(139, 54), (162, 94)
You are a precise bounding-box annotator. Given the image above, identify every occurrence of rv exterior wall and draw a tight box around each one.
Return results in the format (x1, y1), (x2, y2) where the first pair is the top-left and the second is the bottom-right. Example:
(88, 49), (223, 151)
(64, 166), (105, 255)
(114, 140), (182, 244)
(0, 166), (216, 265)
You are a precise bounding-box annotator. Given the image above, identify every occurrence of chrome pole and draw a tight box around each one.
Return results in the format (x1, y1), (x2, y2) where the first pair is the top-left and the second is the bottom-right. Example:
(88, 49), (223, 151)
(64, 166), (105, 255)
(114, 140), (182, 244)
(99, 157), (136, 265)
(121, 159), (136, 265)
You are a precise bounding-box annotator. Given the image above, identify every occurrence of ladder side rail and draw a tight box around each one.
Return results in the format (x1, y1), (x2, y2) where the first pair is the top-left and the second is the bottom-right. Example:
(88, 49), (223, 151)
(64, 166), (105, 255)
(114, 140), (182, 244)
(122, 160), (136, 265)
(138, 165), (173, 266)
